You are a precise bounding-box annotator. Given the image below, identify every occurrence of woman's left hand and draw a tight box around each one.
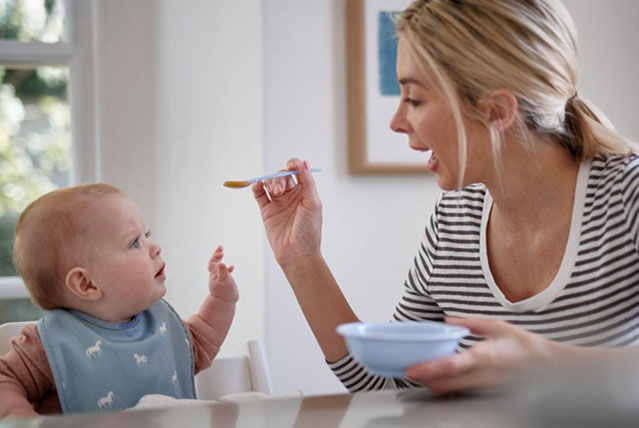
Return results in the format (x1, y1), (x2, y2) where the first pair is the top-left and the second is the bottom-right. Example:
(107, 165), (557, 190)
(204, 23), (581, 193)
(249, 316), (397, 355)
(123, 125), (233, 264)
(405, 317), (563, 395)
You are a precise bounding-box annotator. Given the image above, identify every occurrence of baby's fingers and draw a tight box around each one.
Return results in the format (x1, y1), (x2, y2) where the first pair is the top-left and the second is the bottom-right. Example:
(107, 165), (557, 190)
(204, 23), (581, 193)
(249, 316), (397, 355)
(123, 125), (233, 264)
(208, 245), (224, 271)
(215, 263), (229, 280)
(212, 245), (224, 259)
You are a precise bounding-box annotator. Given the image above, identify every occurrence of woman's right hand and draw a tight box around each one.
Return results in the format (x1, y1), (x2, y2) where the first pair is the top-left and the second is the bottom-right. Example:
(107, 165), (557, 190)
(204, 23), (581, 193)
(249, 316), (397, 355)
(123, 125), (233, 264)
(252, 158), (323, 269)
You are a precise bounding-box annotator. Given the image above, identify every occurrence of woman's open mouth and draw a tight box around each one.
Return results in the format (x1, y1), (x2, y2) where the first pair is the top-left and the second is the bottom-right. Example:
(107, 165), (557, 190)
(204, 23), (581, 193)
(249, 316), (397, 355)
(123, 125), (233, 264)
(425, 150), (438, 172)
(409, 146), (437, 171)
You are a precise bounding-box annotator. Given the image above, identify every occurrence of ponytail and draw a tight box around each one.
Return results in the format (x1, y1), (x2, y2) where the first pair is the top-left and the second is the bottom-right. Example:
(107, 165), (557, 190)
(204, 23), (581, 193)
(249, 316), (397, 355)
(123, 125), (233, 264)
(563, 95), (638, 161)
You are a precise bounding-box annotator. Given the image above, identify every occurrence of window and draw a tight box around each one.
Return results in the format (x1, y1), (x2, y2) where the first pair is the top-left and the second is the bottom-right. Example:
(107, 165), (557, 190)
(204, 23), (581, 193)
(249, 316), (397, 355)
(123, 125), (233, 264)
(0, 0), (94, 322)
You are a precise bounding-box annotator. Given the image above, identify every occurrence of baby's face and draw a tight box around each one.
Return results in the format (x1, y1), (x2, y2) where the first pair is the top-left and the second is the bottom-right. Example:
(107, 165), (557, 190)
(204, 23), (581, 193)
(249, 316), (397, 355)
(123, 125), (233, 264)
(82, 193), (166, 322)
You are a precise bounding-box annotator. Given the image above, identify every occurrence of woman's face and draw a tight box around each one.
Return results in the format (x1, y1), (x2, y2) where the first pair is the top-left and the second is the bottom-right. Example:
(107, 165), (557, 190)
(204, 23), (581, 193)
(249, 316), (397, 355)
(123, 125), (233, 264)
(390, 37), (490, 190)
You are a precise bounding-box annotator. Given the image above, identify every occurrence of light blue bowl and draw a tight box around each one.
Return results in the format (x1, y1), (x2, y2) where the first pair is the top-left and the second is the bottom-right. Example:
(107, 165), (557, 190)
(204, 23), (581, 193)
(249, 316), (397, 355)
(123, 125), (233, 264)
(336, 321), (469, 378)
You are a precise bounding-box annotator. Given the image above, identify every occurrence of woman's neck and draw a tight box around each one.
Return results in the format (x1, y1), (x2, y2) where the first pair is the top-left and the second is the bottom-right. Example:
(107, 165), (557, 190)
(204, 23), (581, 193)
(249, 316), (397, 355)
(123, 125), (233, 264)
(484, 137), (580, 234)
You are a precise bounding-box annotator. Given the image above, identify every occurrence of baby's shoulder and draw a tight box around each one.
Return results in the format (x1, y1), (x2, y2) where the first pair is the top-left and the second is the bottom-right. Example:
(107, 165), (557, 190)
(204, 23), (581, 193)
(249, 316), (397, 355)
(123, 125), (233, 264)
(1, 321), (49, 375)
(2, 321), (41, 349)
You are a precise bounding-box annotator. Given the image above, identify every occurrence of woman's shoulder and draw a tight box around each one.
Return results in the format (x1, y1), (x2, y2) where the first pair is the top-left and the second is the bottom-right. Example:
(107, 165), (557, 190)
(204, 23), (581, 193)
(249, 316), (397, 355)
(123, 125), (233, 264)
(439, 183), (487, 207)
(434, 184), (487, 221)
(589, 153), (639, 189)
(590, 153), (639, 175)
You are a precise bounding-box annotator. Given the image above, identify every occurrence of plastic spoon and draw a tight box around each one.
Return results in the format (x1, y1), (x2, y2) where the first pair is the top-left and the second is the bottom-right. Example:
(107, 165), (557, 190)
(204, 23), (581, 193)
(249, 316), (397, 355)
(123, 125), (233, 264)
(223, 168), (322, 188)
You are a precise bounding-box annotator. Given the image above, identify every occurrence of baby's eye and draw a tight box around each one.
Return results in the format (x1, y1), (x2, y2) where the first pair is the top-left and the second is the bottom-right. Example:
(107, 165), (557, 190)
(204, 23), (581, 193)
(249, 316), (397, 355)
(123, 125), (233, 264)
(129, 238), (140, 249)
(145, 230), (151, 239)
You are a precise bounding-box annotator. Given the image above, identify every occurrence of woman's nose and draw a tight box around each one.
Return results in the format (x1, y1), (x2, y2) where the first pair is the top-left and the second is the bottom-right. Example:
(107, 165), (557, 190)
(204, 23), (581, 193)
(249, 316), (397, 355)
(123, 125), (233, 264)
(390, 102), (408, 134)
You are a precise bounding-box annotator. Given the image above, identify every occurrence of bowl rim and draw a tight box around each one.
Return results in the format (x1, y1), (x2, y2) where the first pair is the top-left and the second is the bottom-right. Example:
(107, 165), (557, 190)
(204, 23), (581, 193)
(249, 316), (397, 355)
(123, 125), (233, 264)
(336, 321), (469, 342)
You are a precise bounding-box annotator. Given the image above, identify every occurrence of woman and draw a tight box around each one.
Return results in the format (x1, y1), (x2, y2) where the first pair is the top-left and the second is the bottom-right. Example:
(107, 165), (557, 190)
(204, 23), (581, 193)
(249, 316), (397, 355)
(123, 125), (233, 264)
(253, 0), (639, 395)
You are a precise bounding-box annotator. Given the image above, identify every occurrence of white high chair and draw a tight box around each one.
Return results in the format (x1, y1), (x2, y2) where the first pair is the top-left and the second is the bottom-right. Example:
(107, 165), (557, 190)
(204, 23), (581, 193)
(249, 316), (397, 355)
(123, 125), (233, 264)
(0, 321), (273, 401)
(0, 321), (33, 355)
(195, 339), (274, 400)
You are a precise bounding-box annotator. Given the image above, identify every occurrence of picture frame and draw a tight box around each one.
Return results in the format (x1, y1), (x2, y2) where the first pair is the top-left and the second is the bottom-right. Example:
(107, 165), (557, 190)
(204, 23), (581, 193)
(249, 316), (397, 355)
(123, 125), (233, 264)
(346, 0), (428, 174)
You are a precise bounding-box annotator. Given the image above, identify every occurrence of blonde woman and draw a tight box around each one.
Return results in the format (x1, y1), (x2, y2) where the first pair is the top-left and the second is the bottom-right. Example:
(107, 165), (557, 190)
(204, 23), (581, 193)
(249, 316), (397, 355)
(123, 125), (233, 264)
(253, 0), (639, 394)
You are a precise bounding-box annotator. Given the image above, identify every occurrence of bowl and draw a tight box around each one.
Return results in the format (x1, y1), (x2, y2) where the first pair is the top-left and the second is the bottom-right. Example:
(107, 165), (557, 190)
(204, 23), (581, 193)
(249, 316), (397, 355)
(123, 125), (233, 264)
(336, 321), (469, 378)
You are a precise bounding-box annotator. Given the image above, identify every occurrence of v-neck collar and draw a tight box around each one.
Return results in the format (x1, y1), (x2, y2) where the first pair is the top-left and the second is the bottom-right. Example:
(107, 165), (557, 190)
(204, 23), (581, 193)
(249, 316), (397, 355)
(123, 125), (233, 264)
(478, 160), (591, 312)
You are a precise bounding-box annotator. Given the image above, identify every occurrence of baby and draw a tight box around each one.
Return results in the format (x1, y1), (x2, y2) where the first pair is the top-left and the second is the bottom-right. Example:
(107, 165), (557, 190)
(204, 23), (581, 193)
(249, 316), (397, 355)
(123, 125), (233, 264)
(0, 183), (239, 418)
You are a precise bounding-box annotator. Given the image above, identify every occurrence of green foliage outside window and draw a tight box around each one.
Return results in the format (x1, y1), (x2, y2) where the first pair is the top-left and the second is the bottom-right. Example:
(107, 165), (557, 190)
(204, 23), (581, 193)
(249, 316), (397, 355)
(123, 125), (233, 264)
(0, 0), (69, 277)
(0, 0), (64, 43)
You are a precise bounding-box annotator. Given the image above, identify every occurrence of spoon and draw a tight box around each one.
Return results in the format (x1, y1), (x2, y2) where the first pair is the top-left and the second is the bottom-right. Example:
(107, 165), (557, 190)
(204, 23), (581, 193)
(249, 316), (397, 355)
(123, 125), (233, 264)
(223, 168), (322, 188)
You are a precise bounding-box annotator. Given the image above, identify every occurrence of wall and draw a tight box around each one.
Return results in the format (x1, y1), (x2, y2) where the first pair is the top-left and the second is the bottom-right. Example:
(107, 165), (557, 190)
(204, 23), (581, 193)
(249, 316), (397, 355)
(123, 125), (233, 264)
(93, 1), (157, 222)
(563, 0), (639, 142)
(153, 0), (265, 357)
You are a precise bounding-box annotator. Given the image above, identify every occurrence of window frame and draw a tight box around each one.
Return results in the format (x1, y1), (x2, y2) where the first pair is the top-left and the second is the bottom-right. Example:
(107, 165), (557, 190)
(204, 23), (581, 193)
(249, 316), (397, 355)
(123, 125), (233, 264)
(0, 0), (99, 298)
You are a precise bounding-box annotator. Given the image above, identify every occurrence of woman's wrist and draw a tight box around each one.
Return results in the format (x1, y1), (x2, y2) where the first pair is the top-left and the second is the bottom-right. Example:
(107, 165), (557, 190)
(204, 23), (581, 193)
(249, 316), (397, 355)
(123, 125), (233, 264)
(278, 249), (324, 273)
(537, 336), (633, 371)
(280, 251), (330, 286)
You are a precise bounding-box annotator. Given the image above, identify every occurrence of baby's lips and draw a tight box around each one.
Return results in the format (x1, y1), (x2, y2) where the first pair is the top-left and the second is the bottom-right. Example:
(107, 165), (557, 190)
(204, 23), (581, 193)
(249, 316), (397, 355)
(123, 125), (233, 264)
(155, 264), (166, 277)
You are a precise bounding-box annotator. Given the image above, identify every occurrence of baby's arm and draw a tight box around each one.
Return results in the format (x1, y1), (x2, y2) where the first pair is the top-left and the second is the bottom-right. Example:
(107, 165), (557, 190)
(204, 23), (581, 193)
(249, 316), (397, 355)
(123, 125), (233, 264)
(0, 383), (37, 419)
(0, 325), (53, 419)
(186, 245), (239, 370)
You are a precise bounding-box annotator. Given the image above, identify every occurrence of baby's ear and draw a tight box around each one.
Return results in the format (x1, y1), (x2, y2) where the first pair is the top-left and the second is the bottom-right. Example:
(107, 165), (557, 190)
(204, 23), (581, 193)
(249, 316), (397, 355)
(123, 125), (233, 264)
(65, 267), (103, 301)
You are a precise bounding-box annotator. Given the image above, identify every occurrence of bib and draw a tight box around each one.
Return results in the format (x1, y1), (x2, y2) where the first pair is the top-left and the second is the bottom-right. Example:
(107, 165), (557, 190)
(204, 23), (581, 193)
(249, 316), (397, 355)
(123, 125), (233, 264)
(38, 299), (196, 413)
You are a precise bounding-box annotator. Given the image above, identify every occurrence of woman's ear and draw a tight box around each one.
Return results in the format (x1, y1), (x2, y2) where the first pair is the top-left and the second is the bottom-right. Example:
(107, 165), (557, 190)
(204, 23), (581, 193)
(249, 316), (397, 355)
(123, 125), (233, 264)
(65, 267), (103, 301)
(479, 89), (518, 132)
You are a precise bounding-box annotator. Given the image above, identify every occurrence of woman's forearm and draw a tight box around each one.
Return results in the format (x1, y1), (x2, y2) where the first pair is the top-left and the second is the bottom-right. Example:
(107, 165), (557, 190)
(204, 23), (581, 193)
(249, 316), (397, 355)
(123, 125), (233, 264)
(551, 338), (639, 363)
(281, 255), (359, 362)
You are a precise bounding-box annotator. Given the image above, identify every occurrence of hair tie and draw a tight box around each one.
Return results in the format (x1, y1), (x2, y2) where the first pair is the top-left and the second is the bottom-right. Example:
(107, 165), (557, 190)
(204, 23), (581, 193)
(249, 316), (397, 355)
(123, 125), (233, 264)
(567, 91), (578, 104)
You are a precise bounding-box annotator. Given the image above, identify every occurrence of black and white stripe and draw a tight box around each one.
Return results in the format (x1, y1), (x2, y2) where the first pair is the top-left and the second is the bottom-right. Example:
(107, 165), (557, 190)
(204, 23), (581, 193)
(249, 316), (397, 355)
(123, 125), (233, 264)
(329, 155), (639, 392)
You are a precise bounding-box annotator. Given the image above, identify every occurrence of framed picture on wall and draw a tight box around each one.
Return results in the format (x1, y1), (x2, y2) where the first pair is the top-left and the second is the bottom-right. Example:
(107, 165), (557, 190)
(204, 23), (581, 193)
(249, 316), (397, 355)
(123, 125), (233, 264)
(346, 0), (428, 174)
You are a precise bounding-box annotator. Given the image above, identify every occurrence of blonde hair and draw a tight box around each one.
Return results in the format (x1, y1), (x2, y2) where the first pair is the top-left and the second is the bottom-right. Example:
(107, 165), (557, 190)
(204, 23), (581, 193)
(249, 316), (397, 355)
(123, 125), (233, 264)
(13, 183), (122, 310)
(396, 0), (638, 187)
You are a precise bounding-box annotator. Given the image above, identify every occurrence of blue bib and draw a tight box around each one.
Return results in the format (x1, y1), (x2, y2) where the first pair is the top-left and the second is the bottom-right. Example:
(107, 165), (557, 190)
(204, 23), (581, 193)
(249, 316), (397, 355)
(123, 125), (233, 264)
(38, 300), (196, 414)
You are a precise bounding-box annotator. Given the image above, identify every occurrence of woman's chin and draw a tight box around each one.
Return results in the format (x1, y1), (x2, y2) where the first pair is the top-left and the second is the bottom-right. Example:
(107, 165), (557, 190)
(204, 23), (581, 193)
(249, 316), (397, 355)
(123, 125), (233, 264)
(435, 174), (458, 191)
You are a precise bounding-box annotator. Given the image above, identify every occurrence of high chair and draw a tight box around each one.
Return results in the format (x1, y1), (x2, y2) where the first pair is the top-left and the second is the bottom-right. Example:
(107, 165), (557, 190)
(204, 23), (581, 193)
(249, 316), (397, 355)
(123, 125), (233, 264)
(195, 339), (274, 400)
(0, 321), (33, 355)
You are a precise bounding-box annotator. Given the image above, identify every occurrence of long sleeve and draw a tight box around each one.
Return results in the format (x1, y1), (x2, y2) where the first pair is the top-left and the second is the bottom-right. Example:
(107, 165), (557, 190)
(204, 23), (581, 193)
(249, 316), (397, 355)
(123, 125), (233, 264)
(184, 296), (236, 375)
(0, 324), (61, 416)
(327, 202), (444, 392)
(620, 156), (639, 254)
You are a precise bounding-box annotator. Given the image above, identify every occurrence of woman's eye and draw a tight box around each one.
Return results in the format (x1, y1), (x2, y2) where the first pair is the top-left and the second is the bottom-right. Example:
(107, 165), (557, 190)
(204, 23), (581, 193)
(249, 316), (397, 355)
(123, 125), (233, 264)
(404, 97), (422, 107)
(144, 230), (151, 239)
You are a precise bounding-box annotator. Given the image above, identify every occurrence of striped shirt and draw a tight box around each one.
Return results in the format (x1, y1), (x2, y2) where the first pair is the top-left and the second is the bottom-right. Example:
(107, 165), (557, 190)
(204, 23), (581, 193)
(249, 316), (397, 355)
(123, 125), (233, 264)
(329, 155), (639, 392)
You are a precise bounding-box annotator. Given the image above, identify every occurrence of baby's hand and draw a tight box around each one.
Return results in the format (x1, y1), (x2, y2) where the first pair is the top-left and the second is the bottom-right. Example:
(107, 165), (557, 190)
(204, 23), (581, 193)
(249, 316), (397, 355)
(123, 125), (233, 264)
(208, 245), (239, 304)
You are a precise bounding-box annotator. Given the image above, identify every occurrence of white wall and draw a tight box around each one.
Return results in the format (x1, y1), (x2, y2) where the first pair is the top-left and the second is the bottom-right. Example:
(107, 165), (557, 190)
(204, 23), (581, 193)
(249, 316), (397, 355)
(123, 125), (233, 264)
(93, 0), (639, 397)
(153, 0), (265, 357)
(93, 1), (157, 222)
(563, 0), (639, 141)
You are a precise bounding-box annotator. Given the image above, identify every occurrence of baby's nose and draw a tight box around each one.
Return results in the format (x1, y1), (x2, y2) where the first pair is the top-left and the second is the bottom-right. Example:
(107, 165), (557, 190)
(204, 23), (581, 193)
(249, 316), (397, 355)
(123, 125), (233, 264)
(150, 242), (162, 256)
